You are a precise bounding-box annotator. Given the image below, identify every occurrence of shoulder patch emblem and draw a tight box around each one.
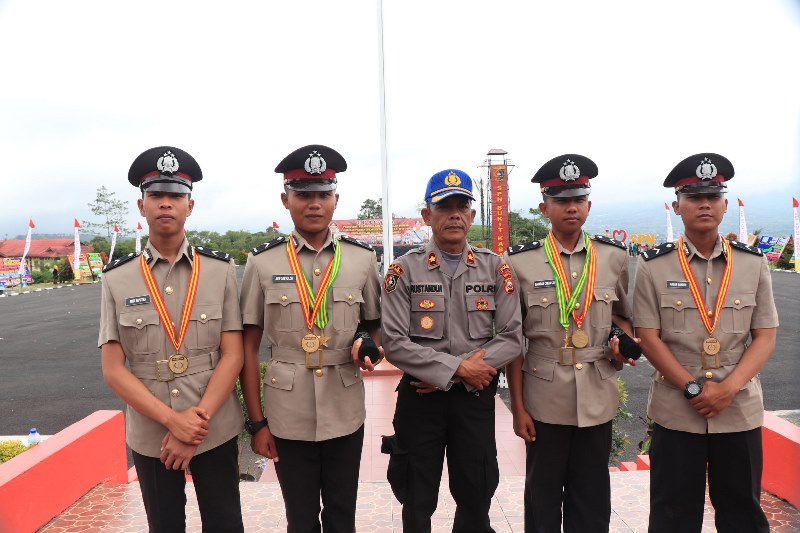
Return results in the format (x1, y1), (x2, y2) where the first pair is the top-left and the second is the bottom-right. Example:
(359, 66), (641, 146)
(728, 240), (763, 256)
(339, 234), (374, 251)
(641, 242), (677, 261)
(591, 234), (627, 250)
(387, 263), (404, 276)
(102, 252), (140, 273)
(507, 241), (542, 255)
(194, 246), (232, 262)
(252, 236), (286, 256)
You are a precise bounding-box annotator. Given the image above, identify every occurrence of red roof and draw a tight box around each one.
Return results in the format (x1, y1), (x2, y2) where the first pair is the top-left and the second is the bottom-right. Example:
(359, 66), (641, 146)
(0, 239), (93, 258)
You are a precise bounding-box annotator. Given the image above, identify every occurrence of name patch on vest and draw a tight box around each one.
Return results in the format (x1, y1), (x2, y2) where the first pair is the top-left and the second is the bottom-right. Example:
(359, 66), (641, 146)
(410, 283), (443, 294)
(533, 279), (556, 289)
(465, 283), (495, 294)
(666, 281), (690, 289)
(125, 295), (151, 306)
(272, 275), (297, 283)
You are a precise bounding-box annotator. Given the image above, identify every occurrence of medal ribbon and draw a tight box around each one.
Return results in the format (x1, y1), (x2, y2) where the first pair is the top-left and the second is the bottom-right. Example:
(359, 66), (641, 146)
(286, 237), (342, 331)
(543, 231), (597, 330)
(676, 236), (733, 335)
(139, 248), (200, 353)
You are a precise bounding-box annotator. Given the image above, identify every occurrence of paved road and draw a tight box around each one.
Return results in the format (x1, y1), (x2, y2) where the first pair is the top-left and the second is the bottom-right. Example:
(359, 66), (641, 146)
(1, 261), (797, 463)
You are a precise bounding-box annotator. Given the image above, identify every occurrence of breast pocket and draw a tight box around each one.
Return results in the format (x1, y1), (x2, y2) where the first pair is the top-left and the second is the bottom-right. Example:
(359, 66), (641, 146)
(119, 309), (161, 355)
(465, 294), (495, 339)
(526, 290), (560, 331)
(410, 294), (445, 339)
(589, 287), (617, 328)
(659, 292), (698, 333)
(720, 292), (755, 334)
(332, 287), (364, 333)
(266, 289), (302, 332)
(190, 304), (222, 350)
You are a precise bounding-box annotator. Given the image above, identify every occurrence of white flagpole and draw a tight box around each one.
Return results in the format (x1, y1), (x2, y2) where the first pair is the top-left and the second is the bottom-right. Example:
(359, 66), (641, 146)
(108, 225), (120, 264)
(665, 203), (674, 243)
(135, 222), (142, 254)
(377, 0), (393, 266)
(73, 219), (81, 277)
(738, 198), (747, 242)
(793, 197), (799, 273)
(18, 218), (34, 279)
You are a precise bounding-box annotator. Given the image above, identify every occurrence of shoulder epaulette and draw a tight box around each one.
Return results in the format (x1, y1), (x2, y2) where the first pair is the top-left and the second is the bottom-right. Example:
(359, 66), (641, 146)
(194, 246), (232, 262)
(102, 252), (140, 273)
(507, 241), (542, 255)
(339, 234), (374, 251)
(252, 236), (286, 256)
(470, 245), (496, 255)
(401, 246), (425, 258)
(728, 240), (763, 256)
(591, 234), (627, 250)
(641, 242), (678, 261)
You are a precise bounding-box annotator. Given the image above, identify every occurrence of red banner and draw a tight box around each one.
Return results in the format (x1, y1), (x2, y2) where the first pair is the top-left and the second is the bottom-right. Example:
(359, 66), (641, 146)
(490, 165), (509, 255)
(330, 218), (430, 246)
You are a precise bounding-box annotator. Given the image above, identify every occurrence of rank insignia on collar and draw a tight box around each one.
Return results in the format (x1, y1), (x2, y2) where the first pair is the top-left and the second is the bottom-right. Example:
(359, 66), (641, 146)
(419, 298), (436, 310)
(559, 159), (580, 181)
(475, 296), (489, 311)
(157, 150), (179, 175)
(304, 150), (327, 175)
(466, 249), (475, 265)
(384, 272), (399, 294)
(420, 315), (434, 330)
(428, 252), (439, 268)
(696, 157), (717, 180)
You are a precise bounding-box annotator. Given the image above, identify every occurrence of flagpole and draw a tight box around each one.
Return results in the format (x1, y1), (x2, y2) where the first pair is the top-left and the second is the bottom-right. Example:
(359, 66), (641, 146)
(18, 218), (34, 285)
(135, 222), (143, 254)
(377, 0), (393, 266)
(73, 218), (81, 281)
(793, 197), (799, 273)
(665, 203), (674, 243)
(738, 198), (747, 242)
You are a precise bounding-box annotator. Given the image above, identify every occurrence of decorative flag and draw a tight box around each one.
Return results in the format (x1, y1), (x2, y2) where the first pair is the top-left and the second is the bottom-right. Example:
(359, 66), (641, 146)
(665, 203), (674, 242)
(272, 221), (279, 229)
(135, 222), (143, 254)
(18, 218), (35, 277)
(73, 218), (81, 275)
(793, 198), (799, 273)
(108, 225), (120, 264)
(738, 198), (747, 242)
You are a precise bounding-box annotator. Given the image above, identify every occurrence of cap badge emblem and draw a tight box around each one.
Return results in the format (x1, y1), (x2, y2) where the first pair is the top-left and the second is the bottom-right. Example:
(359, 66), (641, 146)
(695, 157), (717, 180)
(559, 159), (580, 182)
(304, 151), (327, 175)
(444, 171), (462, 187)
(157, 151), (180, 175)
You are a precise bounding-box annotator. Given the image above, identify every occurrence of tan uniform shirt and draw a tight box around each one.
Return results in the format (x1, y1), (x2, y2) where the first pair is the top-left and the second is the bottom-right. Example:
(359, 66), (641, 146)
(98, 239), (245, 457)
(504, 235), (631, 427)
(239, 231), (381, 442)
(633, 236), (779, 434)
(381, 240), (522, 391)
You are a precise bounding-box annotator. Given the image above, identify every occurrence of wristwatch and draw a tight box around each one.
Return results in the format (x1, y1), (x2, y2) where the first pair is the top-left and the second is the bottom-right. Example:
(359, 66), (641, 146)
(245, 418), (269, 436)
(683, 380), (703, 400)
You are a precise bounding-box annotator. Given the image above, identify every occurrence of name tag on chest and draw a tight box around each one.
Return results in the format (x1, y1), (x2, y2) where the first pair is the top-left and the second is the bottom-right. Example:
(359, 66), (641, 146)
(272, 275), (297, 283)
(465, 283), (495, 294)
(666, 281), (690, 289)
(533, 279), (556, 289)
(410, 283), (443, 294)
(125, 295), (151, 306)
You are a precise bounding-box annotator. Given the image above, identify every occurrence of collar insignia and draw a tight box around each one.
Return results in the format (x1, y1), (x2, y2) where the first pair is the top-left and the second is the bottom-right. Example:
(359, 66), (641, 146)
(428, 252), (439, 268)
(466, 249), (475, 265)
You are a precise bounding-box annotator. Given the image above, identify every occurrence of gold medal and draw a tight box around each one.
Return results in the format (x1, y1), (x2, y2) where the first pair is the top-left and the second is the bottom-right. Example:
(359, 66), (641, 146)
(168, 354), (189, 374)
(703, 337), (721, 356)
(572, 328), (589, 349)
(301, 333), (320, 353)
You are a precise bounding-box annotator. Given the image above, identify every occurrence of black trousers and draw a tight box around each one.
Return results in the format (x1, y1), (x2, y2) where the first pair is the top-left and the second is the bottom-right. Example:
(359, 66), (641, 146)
(524, 420), (612, 533)
(131, 436), (243, 533)
(273, 425), (364, 533)
(387, 374), (500, 533)
(648, 424), (769, 533)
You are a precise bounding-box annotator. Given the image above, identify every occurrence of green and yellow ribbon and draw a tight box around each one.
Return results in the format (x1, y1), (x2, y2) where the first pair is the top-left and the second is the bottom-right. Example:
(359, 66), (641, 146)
(286, 236), (342, 331)
(543, 231), (597, 330)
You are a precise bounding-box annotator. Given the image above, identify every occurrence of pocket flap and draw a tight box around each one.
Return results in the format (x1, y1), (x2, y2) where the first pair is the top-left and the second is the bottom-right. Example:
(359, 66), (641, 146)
(594, 287), (618, 303)
(264, 361), (296, 391)
(411, 294), (445, 313)
(267, 289), (300, 307)
(332, 287), (364, 306)
(724, 292), (755, 309)
(465, 294), (496, 312)
(595, 357), (618, 380)
(523, 356), (555, 382)
(660, 293), (698, 311)
(527, 290), (558, 309)
(337, 363), (362, 387)
(119, 309), (159, 329)
(191, 304), (222, 323)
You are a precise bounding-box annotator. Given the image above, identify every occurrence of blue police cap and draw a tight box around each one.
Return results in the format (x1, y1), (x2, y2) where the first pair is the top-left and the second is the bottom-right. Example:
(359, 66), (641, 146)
(424, 169), (476, 205)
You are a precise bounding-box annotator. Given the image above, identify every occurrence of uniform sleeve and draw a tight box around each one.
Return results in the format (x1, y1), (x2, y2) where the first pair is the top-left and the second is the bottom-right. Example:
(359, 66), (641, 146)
(239, 254), (265, 328)
(221, 260), (243, 332)
(381, 258), (462, 390)
(612, 250), (632, 319)
(360, 252), (381, 321)
(480, 257), (523, 369)
(749, 255), (779, 330)
(503, 251), (528, 321)
(632, 256), (661, 329)
(98, 277), (119, 348)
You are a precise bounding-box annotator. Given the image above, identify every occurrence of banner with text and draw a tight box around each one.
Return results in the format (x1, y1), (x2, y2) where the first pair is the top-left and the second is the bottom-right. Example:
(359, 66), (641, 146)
(755, 235), (789, 263)
(0, 258), (33, 287)
(490, 165), (509, 255)
(330, 218), (430, 246)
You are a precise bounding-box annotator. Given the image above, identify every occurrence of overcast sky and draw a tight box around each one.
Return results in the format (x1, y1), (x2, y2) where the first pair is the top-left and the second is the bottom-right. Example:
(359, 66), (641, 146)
(1, 0), (798, 239)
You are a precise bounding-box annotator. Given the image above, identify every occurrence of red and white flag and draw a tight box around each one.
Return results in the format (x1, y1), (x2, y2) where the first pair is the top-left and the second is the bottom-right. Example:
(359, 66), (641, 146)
(108, 225), (120, 264)
(272, 221), (279, 229)
(664, 203), (674, 242)
(737, 198), (747, 242)
(73, 218), (81, 275)
(135, 222), (143, 254)
(18, 218), (35, 276)
(793, 198), (799, 273)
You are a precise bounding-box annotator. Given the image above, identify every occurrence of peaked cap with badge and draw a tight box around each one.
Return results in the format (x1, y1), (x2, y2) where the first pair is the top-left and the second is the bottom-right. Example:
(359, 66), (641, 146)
(128, 146), (202, 194)
(424, 169), (476, 204)
(276, 144), (346, 191)
(532, 154), (598, 198)
(664, 153), (733, 194)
